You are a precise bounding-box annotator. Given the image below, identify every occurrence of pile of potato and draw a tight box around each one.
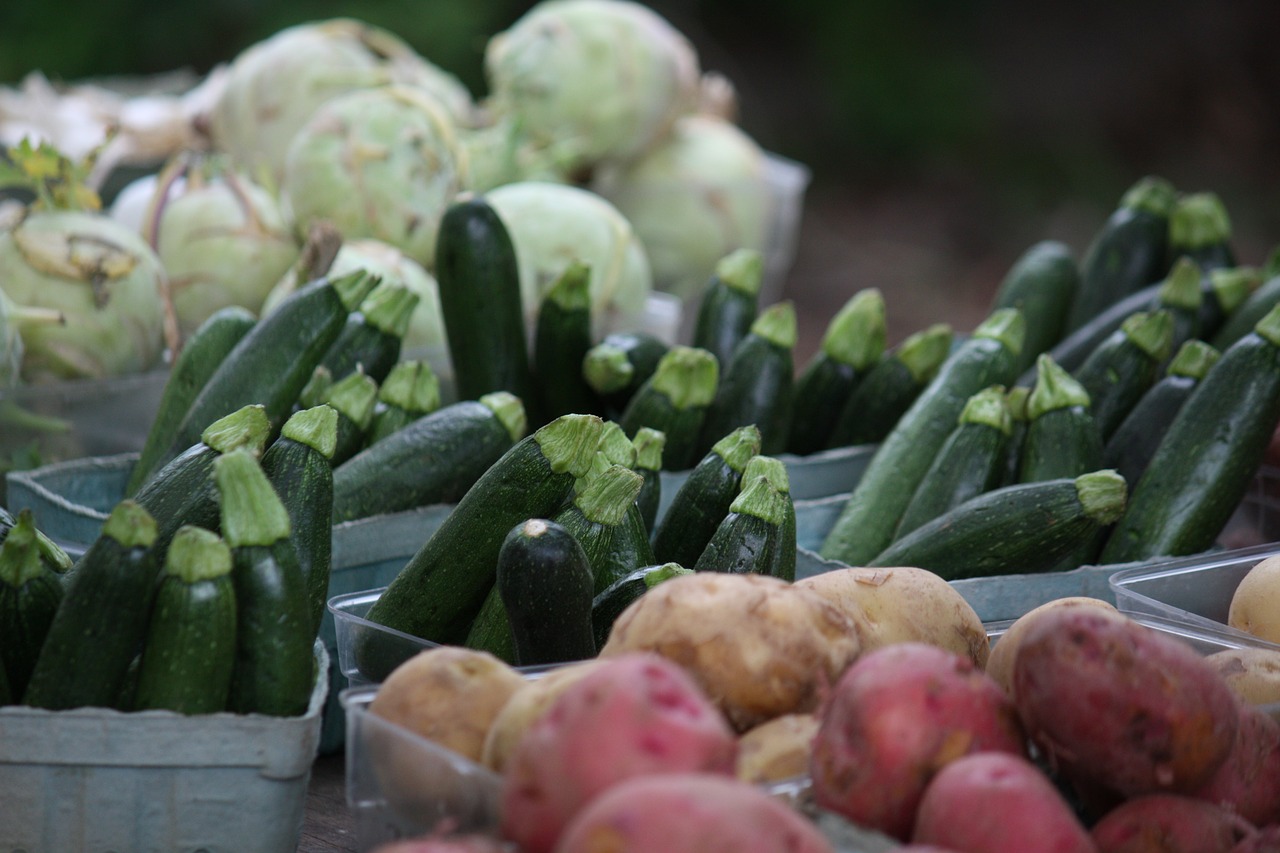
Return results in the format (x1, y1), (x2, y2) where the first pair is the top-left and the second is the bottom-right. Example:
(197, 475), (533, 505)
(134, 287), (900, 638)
(361, 569), (1280, 853)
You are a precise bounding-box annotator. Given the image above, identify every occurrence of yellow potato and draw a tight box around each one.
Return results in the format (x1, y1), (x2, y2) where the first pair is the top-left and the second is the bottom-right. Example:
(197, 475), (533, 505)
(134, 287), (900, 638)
(1229, 555), (1280, 644)
(1205, 646), (1280, 706)
(480, 658), (609, 772)
(736, 713), (820, 785)
(985, 596), (1119, 697)
(796, 565), (989, 669)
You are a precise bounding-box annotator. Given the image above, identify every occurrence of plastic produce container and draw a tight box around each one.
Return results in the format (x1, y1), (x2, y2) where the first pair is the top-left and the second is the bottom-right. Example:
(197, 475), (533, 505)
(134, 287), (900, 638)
(0, 641), (328, 853)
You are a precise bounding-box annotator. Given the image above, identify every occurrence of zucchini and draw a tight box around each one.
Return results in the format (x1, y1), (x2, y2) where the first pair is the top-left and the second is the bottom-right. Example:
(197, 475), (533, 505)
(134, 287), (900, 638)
(319, 280), (419, 385)
(23, 500), (160, 710)
(331, 392), (526, 522)
(617, 345), (719, 471)
(1149, 256), (1205, 368)
(824, 322), (954, 449)
(893, 384), (1011, 541)
(360, 413), (603, 661)
(1101, 304), (1280, 563)
(692, 470), (789, 576)
(1064, 176), (1176, 333)
(650, 424), (761, 568)
(497, 518), (597, 666)
(462, 582), (517, 664)
(691, 248), (764, 371)
(1168, 191), (1236, 271)
(533, 259), (598, 422)
(819, 308), (1025, 566)
(1000, 384), (1032, 486)
(991, 240), (1080, 373)
(869, 470), (1128, 579)
(1072, 309), (1174, 441)
(216, 448), (315, 717)
(0, 510), (66, 699)
(697, 300), (796, 457)
(631, 427), (666, 533)
(1018, 354), (1102, 483)
(261, 405), (337, 640)
(741, 454), (797, 582)
(434, 194), (534, 404)
(132, 525), (237, 715)
(1211, 270), (1280, 351)
(167, 269), (377, 462)
(591, 562), (690, 650)
(126, 305), (257, 495)
(1104, 339), (1220, 490)
(553, 463), (654, 595)
(1197, 265), (1260, 341)
(785, 288), (887, 455)
(321, 369), (379, 466)
(582, 331), (670, 418)
(580, 419), (636, 489)
(295, 365), (334, 413)
(365, 359), (442, 446)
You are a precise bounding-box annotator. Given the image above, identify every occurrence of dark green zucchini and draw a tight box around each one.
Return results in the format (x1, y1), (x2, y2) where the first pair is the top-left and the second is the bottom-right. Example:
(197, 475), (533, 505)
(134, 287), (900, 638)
(991, 240), (1080, 373)
(786, 288), (887, 456)
(1167, 191), (1236, 272)
(591, 562), (690, 650)
(697, 301), (796, 457)
(894, 384), (1011, 541)
(0, 510), (65, 699)
(365, 359), (442, 446)
(1197, 265), (1260, 341)
(1019, 354), (1102, 483)
(23, 500), (160, 710)
(321, 369), (379, 466)
(1064, 176), (1176, 333)
(1000, 384), (1032, 487)
(1072, 309), (1174, 441)
(434, 194), (534, 404)
(463, 582), (517, 664)
(691, 248), (764, 371)
(869, 470), (1128, 579)
(497, 518), (597, 666)
(132, 525), (237, 715)
(331, 392), (526, 522)
(650, 424), (761, 568)
(553, 463), (654, 595)
(824, 322), (954, 449)
(581, 331), (670, 418)
(533, 259), (598, 422)
(820, 308), (1025, 566)
(631, 427), (666, 533)
(617, 345), (719, 471)
(1101, 304), (1280, 563)
(1211, 270), (1280, 352)
(216, 449), (315, 717)
(740, 455), (796, 582)
(319, 280), (419, 385)
(692, 471), (789, 576)
(261, 405), (337, 640)
(127, 305), (257, 495)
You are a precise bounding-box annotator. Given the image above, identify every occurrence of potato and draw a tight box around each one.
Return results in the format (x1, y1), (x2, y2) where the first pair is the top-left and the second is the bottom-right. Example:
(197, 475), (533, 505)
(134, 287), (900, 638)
(598, 572), (861, 730)
(1230, 555), (1280, 644)
(985, 596), (1120, 697)
(1206, 646), (1280, 706)
(499, 652), (738, 853)
(1089, 793), (1256, 853)
(1231, 825), (1280, 853)
(556, 772), (836, 853)
(735, 713), (819, 784)
(911, 752), (1096, 852)
(480, 658), (609, 772)
(369, 835), (509, 853)
(809, 641), (1027, 841)
(796, 565), (990, 669)
(1013, 608), (1241, 799)
(1191, 701), (1280, 827)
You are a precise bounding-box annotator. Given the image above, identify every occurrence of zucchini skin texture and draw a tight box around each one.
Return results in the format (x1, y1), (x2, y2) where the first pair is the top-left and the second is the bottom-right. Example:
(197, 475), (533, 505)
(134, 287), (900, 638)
(992, 240), (1080, 373)
(319, 314), (402, 386)
(262, 435), (334, 640)
(1071, 320), (1168, 442)
(692, 278), (758, 372)
(533, 280), (598, 422)
(1019, 406), (1103, 484)
(0, 567), (63, 700)
(618, 385), (707, 473)
(554, 501), (655, 596)
(584, 331), (670, 417)
(133, 571), (237, 715)
(497, 519), (596, 666)
(132, 443), (224, 553)
(894, 416), (1009, 542)
(693, 509), (779, 576)
(650, 437), (759, 569)
(697, 333), (794, 458)
(825, 353), (930, 449)
(1103, 373), (1200, 489)
(591, 563), (689, 650)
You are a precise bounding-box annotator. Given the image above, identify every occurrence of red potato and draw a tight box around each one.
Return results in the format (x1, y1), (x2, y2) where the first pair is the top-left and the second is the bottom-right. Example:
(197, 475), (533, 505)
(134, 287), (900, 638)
(1191, 702), (1280, 827)
(984, 596), (1121, 698)
(1089, 793), (1256, 853)
(809, 642), (1027, 841)
(1232, 825), (1280, 852)
(554, 772), (835, 853)
(500, 652), (738, 853)
(1012, 608), (1240, 799)
(911, 751), (1097, 853)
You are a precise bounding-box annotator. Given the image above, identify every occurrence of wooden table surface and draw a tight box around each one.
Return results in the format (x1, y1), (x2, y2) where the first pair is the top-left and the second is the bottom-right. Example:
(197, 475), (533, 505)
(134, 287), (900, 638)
(299, 754), (360, 853)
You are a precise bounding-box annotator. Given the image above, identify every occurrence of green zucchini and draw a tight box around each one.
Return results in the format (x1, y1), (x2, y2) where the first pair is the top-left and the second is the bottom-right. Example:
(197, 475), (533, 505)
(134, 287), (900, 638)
(434, 194), (534, 404)
(582, 331), (670, 418)
(591, 562), (690, 650)
(321, 369), (379, 466)
(127, 305), (257, 495)
(1197, 265), (1259, 341)
(360, 413), (603, 663)
(824, 322), (954, 449)
(1211, 270), (1280, 352)
(132, 526), (237, 715)
(617, 345), (719, 471)
(1019, 354), (1102, 483)
(261, 405), (337, 640)
(319, 280), (419, 385)
(463, 582), (517, 664)
(1072, 309), (1174, 441)
(991, 240), (1080, 373)
(692, 471), (789, 576)
(1101, 304), (1280, 563)
(893, 384), (1011, 541)
(216, 448), (315, 717)
(553, 463), (654, 595)
(1167, 191), (1236, 272)
(365, 359), (442, 447)
(869, 470), (1128, 579)
(691, 248), (764, 371)
(331, 392), (526, 522)
(786, 288), (887, 456)
(650, 425), (761, 568)
(23, 500), (160, 710)
(0, 510), (65, 699)
(1103, 339), (1220, 490)
(631, 427), (666, 533)
(741, 454), (797, 582)
(295, 365), (334, 413)
(167, 269), (377, 462)
(1150, 256), (1205, 367)
(697, 300), (796, 457)
(1000, 384), (1032, 487)
(819, 308), (1025, 566)
(1064, 176), (1176, 333)
(533, 259), (598, 422)
(497, 518), (597, 666)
